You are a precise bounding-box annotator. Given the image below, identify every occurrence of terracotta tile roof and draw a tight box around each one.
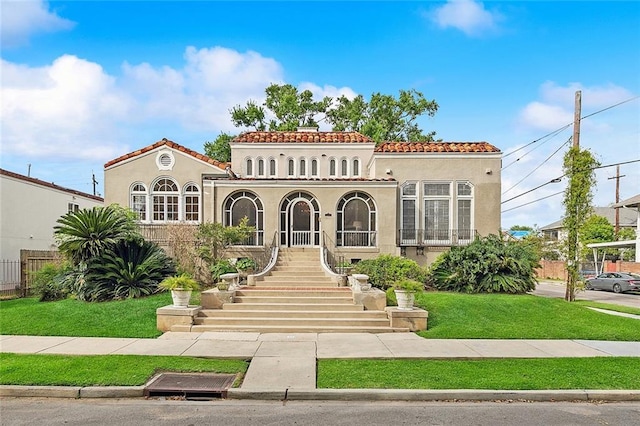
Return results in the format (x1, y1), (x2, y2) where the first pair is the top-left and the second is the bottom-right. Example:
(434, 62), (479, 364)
(104, 138), (227, 169)
(233, 131), (373, 144)
(374, 141), (501, 153)
(0, 168), (104, 202)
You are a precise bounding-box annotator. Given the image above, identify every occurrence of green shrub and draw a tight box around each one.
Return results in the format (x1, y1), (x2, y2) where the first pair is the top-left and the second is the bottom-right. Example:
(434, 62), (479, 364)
(210, 259), (237, 283)
(31, 262), (72, 301)
(393, 279), (425, 293)
(236, 258), (257, 272)
(81, 240), (175, 301)
(385, 287), (397, 306)
(428, 234), (539, 294)
(159, 274), (200, 291)
(353, 254), (427, 290)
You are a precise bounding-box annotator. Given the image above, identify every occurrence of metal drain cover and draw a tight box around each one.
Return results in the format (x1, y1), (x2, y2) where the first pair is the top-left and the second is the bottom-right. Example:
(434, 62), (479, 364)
(144, 373), (236, 399)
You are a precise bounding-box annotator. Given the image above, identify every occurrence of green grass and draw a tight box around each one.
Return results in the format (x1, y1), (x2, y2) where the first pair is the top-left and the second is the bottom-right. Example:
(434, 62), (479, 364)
(573, 300), (640, 316)
(0, 293), (173, 338)
(0, 353), (248, 386)
(318, 358), (640, 390)
(415, 292), (640, 341)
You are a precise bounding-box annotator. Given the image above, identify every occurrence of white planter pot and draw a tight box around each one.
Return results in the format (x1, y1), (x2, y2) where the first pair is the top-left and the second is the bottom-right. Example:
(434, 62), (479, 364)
(171, 289), (192, 307)
(394, 289), (415, 310)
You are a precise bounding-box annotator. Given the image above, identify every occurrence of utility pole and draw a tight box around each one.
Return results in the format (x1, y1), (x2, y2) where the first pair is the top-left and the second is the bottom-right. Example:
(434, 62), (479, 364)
(572, 91), (581, 148)
(92, 173), (98, 196)
(608, 165), (625, 236)
(565, 90), (582, 302)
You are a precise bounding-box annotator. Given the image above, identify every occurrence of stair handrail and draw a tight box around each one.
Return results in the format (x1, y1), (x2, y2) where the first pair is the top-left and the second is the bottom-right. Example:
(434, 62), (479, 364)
(247, 231), (279, 285)
(321, 231), (344, 281)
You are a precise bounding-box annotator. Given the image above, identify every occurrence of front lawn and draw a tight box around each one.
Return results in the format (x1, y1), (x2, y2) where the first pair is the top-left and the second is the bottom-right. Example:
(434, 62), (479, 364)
(0, 353), (247, 386)
(415, 292), (640, 341)
(0, 293), (172, 338)
(318, 358), (640, 390)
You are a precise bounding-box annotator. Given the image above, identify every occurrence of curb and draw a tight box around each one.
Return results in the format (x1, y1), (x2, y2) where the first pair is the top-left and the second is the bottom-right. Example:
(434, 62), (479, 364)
(227, 388), (640, 402)
(2, 385), (639, 402)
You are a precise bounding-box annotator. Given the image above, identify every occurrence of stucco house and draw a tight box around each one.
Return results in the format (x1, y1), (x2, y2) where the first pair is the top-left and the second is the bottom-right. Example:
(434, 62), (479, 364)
(540, 206), (638, 242)
(104, 129), (502, 266)
(0, 168), (104, 293)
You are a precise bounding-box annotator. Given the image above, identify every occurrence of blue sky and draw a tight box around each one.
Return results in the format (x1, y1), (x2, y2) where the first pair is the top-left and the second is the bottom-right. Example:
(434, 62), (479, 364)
(1, 0), (639, 229)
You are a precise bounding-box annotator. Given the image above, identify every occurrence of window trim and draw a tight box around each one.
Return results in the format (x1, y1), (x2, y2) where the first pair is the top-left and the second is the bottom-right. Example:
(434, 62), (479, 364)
(182, 182), (201, 223)
(130, 182), (148, 222)
(151, 177), (180, 222)
(336, 191), (377, 247)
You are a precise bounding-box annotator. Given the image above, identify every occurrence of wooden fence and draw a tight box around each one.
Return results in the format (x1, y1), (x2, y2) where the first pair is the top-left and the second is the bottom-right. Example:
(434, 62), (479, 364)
(0, 250), (62, 298)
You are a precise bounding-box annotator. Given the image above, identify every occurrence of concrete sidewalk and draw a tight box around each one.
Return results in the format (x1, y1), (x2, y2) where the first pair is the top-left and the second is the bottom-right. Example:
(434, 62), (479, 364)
(2, 333), (639, 401)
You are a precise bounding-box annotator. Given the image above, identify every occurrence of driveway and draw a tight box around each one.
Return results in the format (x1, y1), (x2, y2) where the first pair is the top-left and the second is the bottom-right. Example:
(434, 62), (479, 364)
(532, 280), (640, 309)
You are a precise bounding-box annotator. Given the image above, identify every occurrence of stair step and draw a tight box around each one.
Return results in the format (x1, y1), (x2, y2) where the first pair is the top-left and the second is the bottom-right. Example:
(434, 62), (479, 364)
(234, 296), (353, 304)
(183, 324), (408, 333)
(194, 316), (391, 326)
(235, 289), (351, 297)
(253, 283), (337, 288)
(269, 271), (327, 277)
(199, 309), (386, 319)
(222, 303), (363, 311)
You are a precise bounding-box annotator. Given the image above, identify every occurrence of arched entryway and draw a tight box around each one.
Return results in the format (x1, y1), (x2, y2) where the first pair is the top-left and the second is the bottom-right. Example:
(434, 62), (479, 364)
(280, 191), (320, 247)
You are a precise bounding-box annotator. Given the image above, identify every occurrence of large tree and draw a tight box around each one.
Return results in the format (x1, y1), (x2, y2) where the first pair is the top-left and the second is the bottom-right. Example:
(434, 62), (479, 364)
(206, 84), (440, 162)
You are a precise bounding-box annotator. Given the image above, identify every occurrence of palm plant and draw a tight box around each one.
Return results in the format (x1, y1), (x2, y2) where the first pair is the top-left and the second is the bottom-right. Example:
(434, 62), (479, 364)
(54, 205), (140, 265)
(81, 240), (175, 301)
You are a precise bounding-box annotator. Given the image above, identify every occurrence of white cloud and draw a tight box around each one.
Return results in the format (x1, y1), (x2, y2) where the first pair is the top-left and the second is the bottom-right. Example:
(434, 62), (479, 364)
(0, 0), (75, 47)
(1, 55), (132, 161)
(122, 46), (284, 132)
(298, 82), (358, 101)
(429, 0), (500, 37)
(517, 81), (635, 132)
(1, 46), (359, 164)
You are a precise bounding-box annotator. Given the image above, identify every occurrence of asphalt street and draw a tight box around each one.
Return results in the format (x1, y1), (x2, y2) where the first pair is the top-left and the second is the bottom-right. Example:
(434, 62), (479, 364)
(532, 280), (640, 309)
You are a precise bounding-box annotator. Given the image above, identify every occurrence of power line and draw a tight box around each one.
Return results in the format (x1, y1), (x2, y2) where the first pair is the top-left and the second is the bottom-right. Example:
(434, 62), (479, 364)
(501, 158), (640, 205)
(502, 136), (572, 195)
(501, 95), (639, 160)
(501, 191), (564, 213)
(502, 127), (569, 171)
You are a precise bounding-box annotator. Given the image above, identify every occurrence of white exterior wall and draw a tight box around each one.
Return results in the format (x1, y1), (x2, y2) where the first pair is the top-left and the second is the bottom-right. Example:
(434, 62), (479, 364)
(0, 173), (103, 261)
(230, 143), (375, 179)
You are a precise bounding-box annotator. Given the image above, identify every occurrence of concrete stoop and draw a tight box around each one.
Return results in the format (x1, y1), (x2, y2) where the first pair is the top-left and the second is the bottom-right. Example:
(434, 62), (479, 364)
(168, 247), (415, 333)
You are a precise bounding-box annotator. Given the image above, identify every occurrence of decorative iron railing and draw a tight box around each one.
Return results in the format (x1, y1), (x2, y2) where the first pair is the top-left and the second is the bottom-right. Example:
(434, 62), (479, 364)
(398, 229), (477, 247)
(322, 231), (345, 275)
(336, 231), (377, 247)
(254, 231), (278, 274)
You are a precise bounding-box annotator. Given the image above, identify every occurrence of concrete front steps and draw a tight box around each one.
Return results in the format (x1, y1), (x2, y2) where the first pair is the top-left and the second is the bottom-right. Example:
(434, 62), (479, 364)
(172, 247), (408, 333)
(188, 287), (408, 333)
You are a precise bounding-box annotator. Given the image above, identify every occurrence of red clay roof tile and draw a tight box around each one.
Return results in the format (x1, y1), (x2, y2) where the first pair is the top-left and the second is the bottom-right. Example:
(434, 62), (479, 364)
(104, 138), (227, 169)
(233, 131), (373, 144)
(374, 141), (501, 153)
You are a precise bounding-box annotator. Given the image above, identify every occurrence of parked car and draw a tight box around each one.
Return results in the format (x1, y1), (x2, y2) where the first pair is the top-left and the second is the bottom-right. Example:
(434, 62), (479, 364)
(585, 272), (640, 293)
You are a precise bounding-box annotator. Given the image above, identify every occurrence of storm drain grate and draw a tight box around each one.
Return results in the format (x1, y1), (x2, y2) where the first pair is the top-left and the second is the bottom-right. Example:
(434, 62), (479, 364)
(144, 373), (237, 399)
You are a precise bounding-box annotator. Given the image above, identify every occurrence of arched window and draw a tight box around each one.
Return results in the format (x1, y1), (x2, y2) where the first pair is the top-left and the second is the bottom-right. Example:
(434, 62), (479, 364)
(329, 158), (336, 177)
(130, 183), (147, 221)
(299, 158), (306, 177)
(152, 178), (179, 222)
(245, 158), (253, 176)
(288, 158), (295, 177)
(183, 183), (200, 222)
(223, 191), (264, 245)
(257, 158), (265, 177)
(311, 158), (318, 177)
(336, 192), (376, 247)
(341, 158), (348, 177)
(269, 158), (277, 177)
(352, 158), (360, 177)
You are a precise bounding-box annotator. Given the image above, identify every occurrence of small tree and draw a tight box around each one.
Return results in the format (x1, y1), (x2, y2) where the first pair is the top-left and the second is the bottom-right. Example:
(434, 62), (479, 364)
(561, 147), (599, 301)
(196, 217), (254, 284)
(203, 132), (234, 163)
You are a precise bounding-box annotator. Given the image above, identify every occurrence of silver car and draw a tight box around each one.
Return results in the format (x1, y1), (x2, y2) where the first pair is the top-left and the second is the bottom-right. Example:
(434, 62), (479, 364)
(586, 272), (640, 293)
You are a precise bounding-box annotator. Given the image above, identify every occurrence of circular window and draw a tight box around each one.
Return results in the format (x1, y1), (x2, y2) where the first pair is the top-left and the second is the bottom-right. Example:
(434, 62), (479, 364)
(156, 151), (175, 170)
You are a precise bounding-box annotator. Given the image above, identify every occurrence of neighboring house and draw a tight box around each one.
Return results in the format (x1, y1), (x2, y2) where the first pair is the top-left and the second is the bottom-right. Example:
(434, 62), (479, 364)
(0, 168), (104, 262)
(540, 206), (639, 242)
(103, 129), (502, 265)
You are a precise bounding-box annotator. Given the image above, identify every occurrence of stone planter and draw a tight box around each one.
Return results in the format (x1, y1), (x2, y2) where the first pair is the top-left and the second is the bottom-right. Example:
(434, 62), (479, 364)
(170, 289), (192, 307)
(394, 289), (415, 310)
